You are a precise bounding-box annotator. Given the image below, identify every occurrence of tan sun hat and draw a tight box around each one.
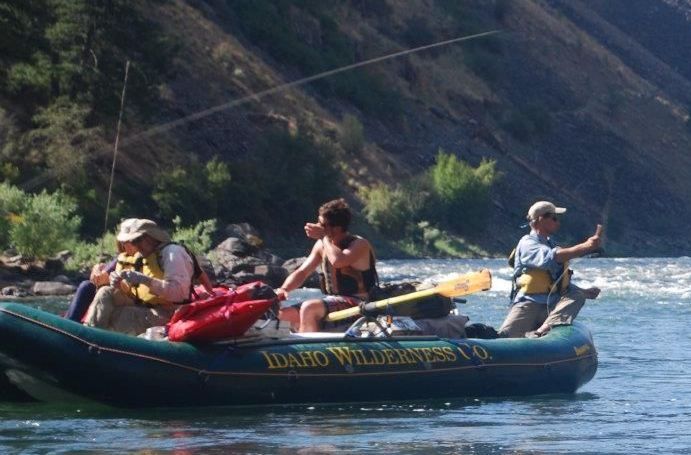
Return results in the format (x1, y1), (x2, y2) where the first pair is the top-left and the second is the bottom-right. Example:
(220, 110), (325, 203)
(527, 201), (566, 221)
(116, 218), (171, 243)
(116, 218), (139, 241)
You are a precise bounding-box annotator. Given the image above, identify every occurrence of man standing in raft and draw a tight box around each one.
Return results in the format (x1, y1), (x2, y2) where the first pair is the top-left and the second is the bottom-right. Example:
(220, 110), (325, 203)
(276, 198), (378, 332)
(499, 201), (602, 338)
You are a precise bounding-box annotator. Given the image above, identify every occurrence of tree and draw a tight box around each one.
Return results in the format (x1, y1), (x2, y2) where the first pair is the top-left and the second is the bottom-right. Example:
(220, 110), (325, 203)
(26, 97), (105, 189)
(152, 157), (232, 224)
(4, 1), (173, 111)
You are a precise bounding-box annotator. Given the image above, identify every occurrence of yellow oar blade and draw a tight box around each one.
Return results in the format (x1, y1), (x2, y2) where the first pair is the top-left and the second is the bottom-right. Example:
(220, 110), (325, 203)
(434, 268), (492, 298)
(325, 268), (492, 322)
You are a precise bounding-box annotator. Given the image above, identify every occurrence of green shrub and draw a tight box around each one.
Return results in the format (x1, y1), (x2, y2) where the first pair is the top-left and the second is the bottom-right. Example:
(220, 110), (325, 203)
(9, 189), (81, 258)
(360, 174), (433, 239)
(3, 0), (176, 116)
(152, 156), (231, 224)
(360, 184), (410, 238)
(429, 151), (498, 233)
(171, 217), (217, 255)
(0, 163), (20, 183)
(152, 166), (202, 223)
(339, 114), (365, 154)
(64, 232), (118, 274)
(0, 182), (28, 250)
(360, 152), (498, 252)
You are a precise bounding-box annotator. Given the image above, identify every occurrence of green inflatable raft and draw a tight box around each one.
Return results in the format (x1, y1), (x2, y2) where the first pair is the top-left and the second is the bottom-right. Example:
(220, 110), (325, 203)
(0, 302), (597, 408)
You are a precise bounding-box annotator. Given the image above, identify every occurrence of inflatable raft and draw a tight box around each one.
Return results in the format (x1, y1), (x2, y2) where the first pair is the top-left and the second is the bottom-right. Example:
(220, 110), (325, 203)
(0, 302), (597, 408)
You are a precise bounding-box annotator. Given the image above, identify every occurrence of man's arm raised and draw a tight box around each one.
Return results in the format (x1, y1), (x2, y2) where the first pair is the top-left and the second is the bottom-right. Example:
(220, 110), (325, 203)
(555, 224), (603, 263)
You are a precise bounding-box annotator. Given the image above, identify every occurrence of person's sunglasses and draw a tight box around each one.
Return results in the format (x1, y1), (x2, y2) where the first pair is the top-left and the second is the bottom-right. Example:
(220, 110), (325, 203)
(543, 213), (559, 222)
(131, 236), (146, 245)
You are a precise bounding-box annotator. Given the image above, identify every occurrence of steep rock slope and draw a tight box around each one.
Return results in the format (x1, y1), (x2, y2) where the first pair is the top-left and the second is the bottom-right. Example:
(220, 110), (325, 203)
(124, 0), (691, 255)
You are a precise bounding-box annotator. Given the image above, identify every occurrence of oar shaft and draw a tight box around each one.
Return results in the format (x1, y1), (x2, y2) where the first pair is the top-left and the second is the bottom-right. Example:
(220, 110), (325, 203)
(325, 269), (491, 323)
(324, 288), (440, 322)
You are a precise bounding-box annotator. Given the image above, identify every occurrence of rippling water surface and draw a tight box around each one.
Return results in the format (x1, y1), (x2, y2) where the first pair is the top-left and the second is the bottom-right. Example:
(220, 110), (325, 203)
(2, 257), (691, 454)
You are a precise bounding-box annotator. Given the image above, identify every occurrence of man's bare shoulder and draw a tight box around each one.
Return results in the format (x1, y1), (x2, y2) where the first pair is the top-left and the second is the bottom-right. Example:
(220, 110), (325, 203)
(348, 236), (373, 255)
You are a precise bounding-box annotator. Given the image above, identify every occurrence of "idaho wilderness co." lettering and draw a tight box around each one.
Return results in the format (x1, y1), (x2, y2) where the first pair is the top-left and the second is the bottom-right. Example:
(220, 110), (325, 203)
(259, 344), (490, 370)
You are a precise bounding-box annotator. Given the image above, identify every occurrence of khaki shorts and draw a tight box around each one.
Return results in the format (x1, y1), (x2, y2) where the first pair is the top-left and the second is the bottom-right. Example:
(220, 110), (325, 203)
(498, 286), (586, 338)
(83, 286), (178, 336)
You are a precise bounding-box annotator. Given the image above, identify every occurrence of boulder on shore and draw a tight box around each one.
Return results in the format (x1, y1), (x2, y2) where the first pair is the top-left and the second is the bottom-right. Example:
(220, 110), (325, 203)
(32, 281), (76, 296)
(209, 224), (320, 289)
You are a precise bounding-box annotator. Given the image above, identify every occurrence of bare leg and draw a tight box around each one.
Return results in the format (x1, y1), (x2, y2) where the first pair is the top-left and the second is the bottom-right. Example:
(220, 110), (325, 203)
(298, 299), (326, 332)
(278, 306), (300, 331)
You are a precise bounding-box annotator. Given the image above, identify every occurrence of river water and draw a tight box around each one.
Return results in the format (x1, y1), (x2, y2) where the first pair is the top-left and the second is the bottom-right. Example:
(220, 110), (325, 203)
(2, 257), (691, 454)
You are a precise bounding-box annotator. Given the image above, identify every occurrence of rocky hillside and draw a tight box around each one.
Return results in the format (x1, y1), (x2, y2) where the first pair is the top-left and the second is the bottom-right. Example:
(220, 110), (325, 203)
(5, 0), (691, 256)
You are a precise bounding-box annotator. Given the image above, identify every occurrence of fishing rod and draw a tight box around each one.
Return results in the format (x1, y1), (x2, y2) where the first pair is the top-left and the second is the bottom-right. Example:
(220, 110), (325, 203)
(120, 29), (502, 147)
(101, 59), (130, 250)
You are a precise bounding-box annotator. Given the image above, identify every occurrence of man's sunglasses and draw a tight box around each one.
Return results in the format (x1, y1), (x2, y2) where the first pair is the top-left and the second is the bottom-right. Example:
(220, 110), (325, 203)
(543, 213), (559, 221)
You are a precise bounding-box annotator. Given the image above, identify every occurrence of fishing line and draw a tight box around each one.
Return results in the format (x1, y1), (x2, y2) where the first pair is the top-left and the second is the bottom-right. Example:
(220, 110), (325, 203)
(102, 60), (130, 251)
(120, 29), (501, 147)
(18, 30), (500, 194)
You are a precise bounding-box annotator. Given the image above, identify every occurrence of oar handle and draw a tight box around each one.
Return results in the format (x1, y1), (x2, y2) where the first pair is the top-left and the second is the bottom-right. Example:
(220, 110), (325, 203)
(325, 305), (364, 321)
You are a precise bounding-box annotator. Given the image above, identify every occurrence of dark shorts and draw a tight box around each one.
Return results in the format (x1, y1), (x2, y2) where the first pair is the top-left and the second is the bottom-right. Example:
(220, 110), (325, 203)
(322, 295), (364, 329)
(322, 295), (364, 313)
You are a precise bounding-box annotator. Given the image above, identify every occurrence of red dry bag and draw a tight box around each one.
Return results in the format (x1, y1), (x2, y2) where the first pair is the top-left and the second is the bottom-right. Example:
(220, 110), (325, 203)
(167, 281), (276, 342)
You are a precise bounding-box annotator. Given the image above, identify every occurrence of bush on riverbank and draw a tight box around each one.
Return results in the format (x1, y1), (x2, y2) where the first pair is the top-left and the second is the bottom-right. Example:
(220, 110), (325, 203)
(0, 183), (81, 258)
(430, 151), (498, 233)
(360, 151), (499, 256)
(1, 182), (220, 269)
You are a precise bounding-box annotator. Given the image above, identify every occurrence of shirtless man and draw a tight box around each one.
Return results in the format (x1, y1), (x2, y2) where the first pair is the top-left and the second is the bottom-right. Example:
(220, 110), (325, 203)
(277, 199), (377, 332)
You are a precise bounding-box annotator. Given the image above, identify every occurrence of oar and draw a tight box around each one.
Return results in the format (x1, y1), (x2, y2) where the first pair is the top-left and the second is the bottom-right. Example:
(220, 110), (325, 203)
(325, 268), (492, 322)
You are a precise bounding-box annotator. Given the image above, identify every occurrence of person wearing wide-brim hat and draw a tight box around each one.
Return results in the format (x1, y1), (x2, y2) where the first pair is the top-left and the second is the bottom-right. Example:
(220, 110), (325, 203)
(83, 218), (194, 335)
(64, 218), (140, 322)
(498, 201), (602, 338)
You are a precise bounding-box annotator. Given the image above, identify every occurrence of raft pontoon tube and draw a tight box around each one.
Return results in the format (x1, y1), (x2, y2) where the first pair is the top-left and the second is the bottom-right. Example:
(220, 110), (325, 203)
(0, 302), (597, 407)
